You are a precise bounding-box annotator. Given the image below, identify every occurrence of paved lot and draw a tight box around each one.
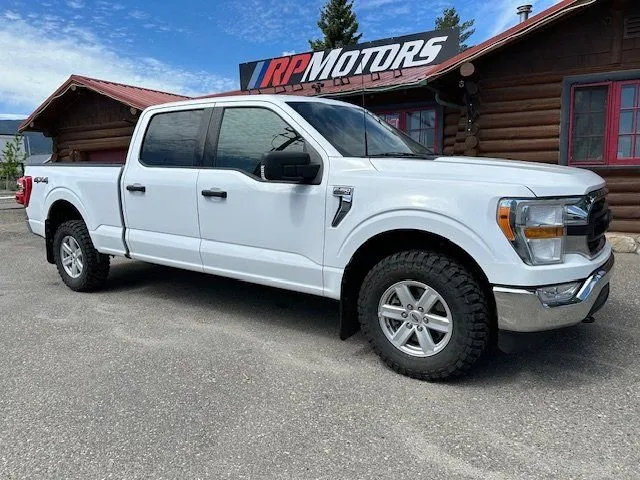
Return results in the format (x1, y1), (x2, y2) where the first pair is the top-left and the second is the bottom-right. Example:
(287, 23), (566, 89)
(1, 208), (639, 479)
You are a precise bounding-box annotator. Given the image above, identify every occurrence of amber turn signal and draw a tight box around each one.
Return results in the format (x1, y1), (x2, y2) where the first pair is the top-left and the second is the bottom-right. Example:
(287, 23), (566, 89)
(523, 226), (564, 239)
(497, 204), (515, 241)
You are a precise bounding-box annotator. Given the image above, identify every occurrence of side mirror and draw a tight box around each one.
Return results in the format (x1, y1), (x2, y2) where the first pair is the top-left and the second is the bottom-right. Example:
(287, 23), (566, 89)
(263, 151), (320, 183)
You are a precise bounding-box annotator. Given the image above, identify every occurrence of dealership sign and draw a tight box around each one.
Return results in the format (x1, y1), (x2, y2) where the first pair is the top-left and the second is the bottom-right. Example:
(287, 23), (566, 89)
(239, 29), (459, 91)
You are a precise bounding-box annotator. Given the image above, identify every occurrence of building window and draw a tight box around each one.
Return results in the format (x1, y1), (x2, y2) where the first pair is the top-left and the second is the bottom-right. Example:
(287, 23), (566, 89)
(569, 80), (640, 166)
(612, 82), (640, 163)
(377, 107), (439, 152)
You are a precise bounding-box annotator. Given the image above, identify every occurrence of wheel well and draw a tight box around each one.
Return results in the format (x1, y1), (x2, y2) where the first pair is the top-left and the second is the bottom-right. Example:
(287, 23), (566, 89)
(45, 200), (84, 264)
(339, 229), (497, 340)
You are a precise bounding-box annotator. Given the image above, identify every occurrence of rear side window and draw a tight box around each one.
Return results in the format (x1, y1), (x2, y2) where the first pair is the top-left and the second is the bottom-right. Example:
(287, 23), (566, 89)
(140, 109), (204, 167)
(214, 107), (305, 176)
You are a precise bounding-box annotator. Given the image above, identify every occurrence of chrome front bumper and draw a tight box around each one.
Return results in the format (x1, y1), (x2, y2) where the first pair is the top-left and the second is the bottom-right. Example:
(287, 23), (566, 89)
(493, 254), (614, 332)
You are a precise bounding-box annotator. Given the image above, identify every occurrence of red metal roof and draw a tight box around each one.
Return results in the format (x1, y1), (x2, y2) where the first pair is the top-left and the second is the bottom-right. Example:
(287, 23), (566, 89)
(197, 65), (438, 99)
(19, 75), (188, 132)
(199, 0), (595, 100)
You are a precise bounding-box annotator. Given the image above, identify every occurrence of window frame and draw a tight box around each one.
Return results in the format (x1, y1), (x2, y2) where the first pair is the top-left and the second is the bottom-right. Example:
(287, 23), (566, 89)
(608, 80), (640, 165)
(567, 81), (611, 166)
(561, 70), (640, 169)
(138, 107), (211, 169)
(374, 105), (441, 153)
(203, 105), (323, 184)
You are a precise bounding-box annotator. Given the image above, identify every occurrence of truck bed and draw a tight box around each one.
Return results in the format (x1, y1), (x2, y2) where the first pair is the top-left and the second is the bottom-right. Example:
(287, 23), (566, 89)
(24, 164), (127, 256)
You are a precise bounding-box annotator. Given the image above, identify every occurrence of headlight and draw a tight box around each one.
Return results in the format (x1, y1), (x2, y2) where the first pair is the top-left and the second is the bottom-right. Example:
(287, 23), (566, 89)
(497, 199), (568, 265)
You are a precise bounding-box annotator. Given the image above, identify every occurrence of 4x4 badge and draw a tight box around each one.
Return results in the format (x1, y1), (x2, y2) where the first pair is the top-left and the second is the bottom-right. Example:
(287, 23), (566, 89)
(332, 186), (353, 227)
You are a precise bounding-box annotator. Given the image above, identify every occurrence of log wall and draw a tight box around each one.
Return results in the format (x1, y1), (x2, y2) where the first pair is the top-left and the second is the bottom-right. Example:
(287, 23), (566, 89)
(441, 0), (640, 232)
(45, 90), (138, 163)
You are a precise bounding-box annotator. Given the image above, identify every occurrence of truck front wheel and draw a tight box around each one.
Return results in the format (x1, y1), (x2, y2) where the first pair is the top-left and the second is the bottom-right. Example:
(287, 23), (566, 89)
(358, 250), (491, 380)
(53, 220), (110, 292)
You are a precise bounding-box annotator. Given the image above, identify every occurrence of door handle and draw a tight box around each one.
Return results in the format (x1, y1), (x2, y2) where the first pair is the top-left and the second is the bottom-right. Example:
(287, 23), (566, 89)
(126, 184), (146, 193)
(201, 189), (227, 199)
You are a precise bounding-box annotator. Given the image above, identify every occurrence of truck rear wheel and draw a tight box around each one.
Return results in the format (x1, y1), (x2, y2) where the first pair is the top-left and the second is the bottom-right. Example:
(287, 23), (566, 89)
(358, 250), (491, 380)
(53, 220), (110, 292)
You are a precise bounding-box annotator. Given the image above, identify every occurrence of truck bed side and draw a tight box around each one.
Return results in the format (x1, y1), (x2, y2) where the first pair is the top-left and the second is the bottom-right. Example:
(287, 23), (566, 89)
(24, 164), (127, 256)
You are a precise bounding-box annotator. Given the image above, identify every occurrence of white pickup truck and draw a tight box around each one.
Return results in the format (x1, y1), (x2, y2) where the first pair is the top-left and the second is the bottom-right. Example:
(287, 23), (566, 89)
(16, 95), (614, 380)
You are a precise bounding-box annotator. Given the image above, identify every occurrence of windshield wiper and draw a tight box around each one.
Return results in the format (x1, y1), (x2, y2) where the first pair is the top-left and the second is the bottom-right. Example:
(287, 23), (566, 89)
(370, 152), (434, 158)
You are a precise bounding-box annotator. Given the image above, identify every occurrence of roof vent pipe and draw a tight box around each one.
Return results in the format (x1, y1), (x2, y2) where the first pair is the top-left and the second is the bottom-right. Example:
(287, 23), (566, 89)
(517, 4), (533, 22)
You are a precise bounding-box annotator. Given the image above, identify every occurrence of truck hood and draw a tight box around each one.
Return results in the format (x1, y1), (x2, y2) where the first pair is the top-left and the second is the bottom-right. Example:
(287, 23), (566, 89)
(369, 156), (605, 197)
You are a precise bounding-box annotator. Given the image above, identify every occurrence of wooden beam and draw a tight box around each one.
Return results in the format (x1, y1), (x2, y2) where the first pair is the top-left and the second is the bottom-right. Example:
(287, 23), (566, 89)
(478, 97), (561, 114)
(477, 110), (561, 129)
(606, 193), (640, 206)
(610, 205), (640, 219)
(479, 138), (560, 153)
(480, 83), (562, 102)
(57, 126), (135, 142)
(480, 151), (559, 163)
(605, 179), (640, 193)
(610, 220), (640, 233)
(479, 125), (560, 141)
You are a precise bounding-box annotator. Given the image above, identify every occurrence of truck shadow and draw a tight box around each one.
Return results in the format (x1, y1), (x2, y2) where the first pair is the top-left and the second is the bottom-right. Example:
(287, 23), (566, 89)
(105, 260), (632, 386)
(105, 260), (341, 339)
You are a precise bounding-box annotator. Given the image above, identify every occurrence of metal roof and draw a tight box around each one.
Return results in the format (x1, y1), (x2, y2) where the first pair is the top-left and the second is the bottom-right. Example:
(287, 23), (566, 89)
(19, 75), (189, 132)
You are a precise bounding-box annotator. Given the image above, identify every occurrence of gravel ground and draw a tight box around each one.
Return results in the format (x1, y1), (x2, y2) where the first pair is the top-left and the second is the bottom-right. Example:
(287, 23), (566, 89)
(1, 208), (639, 479)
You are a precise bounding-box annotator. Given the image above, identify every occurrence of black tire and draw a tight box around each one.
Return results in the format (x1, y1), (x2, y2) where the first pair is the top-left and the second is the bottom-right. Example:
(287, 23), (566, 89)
(53, 219), (110, 292)
(358, 250), (491, 380)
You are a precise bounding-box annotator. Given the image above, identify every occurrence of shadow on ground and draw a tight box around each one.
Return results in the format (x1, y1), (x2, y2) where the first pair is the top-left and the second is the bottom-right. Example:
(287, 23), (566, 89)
(102, 259), (631, 387)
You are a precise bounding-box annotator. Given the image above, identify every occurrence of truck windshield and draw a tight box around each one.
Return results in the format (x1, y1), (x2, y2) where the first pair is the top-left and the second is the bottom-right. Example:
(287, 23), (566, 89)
(287, 101), (433, 158)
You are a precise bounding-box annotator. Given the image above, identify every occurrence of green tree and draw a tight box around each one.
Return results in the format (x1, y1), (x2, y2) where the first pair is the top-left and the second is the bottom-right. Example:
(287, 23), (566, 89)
(309, 0), (362, 51)
(1, 135), (27, 190)
(435, 7), (475, 52)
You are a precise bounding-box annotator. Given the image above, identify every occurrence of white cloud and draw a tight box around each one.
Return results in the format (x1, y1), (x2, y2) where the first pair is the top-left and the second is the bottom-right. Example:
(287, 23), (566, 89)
(0, 114), (27, 120)
(281, 50), (296, 56)
(66, 0), (85, 9)
(0, 14), (237, 112)
(128, 10), (149, 20)
(4, 10), (21, 20)
(221, 0), (319, 44)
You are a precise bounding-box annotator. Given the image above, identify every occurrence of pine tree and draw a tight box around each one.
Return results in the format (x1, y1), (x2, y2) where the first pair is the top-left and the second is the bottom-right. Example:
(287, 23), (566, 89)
(435, 7), (475, 52)
(0, 135), (26, 190)
(309, 0), (362, 51)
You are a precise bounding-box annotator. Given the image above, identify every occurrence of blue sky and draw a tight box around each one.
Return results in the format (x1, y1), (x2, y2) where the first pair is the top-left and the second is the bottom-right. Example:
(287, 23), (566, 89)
(0, 0), (560, 118)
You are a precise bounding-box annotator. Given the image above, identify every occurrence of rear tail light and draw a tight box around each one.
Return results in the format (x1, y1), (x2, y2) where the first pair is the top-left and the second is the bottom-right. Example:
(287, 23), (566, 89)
(15, 176), (32, 207)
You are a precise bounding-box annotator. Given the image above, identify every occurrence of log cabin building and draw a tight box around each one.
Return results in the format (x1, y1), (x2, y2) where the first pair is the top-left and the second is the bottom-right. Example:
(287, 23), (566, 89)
(19, 75), (187, 163)
(20, 0), (640, 232)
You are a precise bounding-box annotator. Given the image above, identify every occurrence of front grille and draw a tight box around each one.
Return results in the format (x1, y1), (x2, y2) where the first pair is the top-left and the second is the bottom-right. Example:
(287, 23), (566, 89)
(587, 196), (610, 255)
(566, 188), (611, 257)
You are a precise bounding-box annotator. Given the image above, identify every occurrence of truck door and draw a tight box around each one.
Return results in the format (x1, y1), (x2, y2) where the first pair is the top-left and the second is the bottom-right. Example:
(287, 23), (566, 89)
(196, 104), (326, 295)
(121, 107), (210, 272)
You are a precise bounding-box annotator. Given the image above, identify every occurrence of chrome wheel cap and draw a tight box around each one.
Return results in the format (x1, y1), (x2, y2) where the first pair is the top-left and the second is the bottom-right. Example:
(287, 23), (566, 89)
(378, 280), (453, 357)
(60, 235), (84, 279)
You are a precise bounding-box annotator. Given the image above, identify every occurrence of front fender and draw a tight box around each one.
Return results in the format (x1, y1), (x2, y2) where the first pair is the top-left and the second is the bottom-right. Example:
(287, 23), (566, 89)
(334, 209), (500, 276)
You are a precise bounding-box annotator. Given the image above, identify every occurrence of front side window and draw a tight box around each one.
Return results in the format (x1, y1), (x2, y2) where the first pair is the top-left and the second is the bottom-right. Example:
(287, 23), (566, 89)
(215, 107), (305, 176)
(140, 109), (204, 167)
(569, 79), (640, 166)
(288, 101), (432, 158)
